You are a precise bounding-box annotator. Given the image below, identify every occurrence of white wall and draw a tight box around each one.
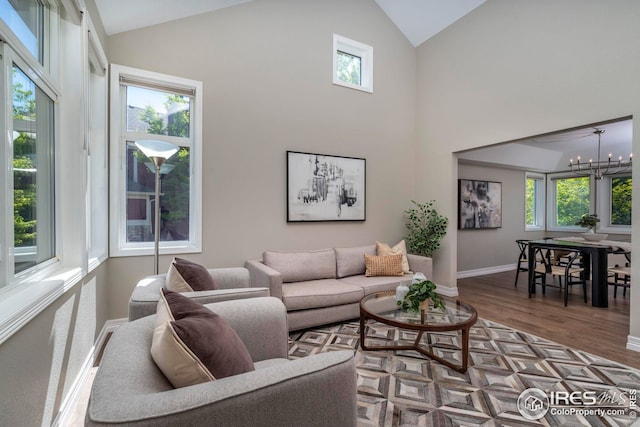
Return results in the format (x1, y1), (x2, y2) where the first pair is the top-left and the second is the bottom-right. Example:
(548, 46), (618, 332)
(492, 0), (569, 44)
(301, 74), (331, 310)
(416, 0), (640, 339)
(104, 0), (418, 318)
(456, 163), (546, 274)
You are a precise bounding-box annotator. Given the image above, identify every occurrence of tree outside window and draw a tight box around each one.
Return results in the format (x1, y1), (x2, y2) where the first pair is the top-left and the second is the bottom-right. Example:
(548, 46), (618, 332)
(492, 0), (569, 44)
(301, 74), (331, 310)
(555, 176), (590, 226)
(611, 176), (632, 225)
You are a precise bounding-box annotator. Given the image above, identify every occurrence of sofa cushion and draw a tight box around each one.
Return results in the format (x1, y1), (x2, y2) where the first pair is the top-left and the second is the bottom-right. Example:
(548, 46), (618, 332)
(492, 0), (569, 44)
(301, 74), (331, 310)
(281, 279), (364, 311)
(364, 254), (404, 277)
(334, 245), (376, 278)
(263, 249), (336, 283)
(166, 257), (218, 292)
(339, 274), (412, 296)
(151, 289), (255, 388)
(376, 240), (410, 273)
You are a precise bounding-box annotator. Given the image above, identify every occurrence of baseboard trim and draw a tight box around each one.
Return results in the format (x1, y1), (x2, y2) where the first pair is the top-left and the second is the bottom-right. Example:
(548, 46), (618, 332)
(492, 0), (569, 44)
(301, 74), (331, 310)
(457, 264), (515, 279)
(53, 318), (127, 427)
(435, 285), (459, 297)
(626, 335), (640, 353)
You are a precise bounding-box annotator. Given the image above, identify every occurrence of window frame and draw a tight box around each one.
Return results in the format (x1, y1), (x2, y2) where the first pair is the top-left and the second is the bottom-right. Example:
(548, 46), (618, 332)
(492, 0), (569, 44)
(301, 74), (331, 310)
(85, 15), (108, 271)
(524, 172), (546, 231)
(109, 64), (203, 258)
(546, 172), (592, 232)
(597, 173), (632, 234)
(332, 33), (373, 93)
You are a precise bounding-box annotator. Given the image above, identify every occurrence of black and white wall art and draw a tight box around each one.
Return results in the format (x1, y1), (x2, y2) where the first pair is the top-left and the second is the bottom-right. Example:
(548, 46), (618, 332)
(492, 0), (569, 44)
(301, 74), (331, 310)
(287, 151), (366, 222)
(458, 179), (502, 229)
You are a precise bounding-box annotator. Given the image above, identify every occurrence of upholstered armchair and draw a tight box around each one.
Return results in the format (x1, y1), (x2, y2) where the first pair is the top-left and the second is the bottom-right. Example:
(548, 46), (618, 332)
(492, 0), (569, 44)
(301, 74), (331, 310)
(128, 266), (270, 321)
(87, 297), (358, 427)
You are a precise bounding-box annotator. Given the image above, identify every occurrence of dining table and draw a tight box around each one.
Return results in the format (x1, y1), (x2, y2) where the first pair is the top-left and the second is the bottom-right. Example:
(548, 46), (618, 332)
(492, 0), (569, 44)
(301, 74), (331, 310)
(527, 237), (631, 308)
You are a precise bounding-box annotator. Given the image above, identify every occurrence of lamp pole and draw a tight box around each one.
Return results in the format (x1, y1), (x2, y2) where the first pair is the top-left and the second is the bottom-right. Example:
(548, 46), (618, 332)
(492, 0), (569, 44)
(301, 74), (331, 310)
(135, 140), (179, 275)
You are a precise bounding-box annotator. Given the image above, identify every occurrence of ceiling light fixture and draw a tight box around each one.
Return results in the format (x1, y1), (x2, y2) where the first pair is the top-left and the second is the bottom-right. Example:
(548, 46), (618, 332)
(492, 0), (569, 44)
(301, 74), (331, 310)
(568, 129), (632, 180)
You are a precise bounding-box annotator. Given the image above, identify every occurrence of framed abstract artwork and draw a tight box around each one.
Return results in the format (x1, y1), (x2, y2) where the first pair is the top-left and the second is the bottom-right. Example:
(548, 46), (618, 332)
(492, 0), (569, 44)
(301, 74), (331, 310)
(458, 179), (502, 229)
(287, 151), (366, 222)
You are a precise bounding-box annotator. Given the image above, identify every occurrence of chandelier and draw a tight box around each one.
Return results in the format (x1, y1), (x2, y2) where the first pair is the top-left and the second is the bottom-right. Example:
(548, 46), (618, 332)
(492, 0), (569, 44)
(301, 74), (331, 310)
(568, 129), (632, 180)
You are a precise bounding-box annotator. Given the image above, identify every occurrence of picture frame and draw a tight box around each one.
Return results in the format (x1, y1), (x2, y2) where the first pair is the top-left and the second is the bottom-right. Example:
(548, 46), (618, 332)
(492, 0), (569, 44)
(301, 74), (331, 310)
(287, 151), (366, 222)
(458, 179), (502, 229)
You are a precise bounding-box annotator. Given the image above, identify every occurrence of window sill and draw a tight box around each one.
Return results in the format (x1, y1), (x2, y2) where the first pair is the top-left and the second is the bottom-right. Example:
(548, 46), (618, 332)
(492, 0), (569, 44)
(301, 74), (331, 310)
(109, 243), (201, 258)
(0, 266), (83, 346)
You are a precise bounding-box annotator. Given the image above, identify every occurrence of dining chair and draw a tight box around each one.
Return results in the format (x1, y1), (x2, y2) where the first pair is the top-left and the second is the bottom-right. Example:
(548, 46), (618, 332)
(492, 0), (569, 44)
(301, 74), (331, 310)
(608, 251), (631, 298)
(529, 248), (587, 306)
(514, 239), (530, 287)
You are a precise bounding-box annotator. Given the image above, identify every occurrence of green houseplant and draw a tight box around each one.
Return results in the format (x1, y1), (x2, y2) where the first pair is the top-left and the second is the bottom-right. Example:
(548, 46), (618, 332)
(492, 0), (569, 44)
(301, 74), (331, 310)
(397, 279), (445, 312)
(575, 213), (599, 232)
(404, 200), (448, 257)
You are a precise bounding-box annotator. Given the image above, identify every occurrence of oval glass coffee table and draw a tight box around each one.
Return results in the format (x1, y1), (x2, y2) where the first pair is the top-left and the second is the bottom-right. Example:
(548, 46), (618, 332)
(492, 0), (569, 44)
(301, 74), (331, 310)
(359, 290), (478, 373)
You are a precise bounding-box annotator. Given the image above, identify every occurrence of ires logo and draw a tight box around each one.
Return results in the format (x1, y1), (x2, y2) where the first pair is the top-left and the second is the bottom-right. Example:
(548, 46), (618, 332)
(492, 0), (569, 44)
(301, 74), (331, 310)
(549, 391), (597, 406)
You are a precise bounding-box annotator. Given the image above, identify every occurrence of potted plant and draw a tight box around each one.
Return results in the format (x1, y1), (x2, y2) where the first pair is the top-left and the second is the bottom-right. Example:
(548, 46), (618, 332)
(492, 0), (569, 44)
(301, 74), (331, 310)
(397, 279), (445, 312)
(575, 214), (600, 232)
(404, 200), (448, 257)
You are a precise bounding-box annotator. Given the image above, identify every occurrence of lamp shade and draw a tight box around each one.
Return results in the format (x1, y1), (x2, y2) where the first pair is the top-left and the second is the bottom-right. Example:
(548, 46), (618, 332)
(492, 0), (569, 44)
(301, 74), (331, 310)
(135, 140), (179, 167)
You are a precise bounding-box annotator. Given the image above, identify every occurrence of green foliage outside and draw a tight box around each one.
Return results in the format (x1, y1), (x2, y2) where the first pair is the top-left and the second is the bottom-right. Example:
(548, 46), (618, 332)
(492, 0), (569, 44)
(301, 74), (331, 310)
(137, 95), (191, 238)
(612, 176), (632, 225)
(336, 51), (361, 86)
(525, 178), (535, 226)
(13, 81), (37, 247)
(404, 200), (448, 257)
(555, 177), (590, 226)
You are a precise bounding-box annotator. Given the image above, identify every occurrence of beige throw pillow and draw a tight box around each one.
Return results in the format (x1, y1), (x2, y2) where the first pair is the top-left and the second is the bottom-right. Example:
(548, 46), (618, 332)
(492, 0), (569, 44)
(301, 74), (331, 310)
(364, 254), (404, 277)
(150, 289), (255, 388)
(376, 240), (410, 273)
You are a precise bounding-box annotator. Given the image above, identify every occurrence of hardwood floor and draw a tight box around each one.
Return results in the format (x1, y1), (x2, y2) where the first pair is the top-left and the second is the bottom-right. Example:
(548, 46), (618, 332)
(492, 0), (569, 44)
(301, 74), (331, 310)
(457, 270), (639, 369)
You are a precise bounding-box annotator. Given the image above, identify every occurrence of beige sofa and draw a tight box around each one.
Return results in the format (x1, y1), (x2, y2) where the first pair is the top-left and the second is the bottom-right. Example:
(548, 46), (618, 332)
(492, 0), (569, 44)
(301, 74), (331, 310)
(245, 244), (432, 330)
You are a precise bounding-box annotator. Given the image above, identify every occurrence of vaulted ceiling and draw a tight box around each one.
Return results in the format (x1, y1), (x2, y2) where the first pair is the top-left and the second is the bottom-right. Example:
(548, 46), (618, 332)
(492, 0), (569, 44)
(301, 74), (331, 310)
(94, 0), (486, 47)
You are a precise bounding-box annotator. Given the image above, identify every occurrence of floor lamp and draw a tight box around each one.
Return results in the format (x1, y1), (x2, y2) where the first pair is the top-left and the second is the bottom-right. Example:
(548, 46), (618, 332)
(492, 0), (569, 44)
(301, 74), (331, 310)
(135, 139), (179, 275)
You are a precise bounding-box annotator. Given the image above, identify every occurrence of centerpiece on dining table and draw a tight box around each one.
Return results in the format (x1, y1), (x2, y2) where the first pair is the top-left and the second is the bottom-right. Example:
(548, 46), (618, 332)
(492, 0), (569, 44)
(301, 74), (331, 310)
(576, 214), (607, 241)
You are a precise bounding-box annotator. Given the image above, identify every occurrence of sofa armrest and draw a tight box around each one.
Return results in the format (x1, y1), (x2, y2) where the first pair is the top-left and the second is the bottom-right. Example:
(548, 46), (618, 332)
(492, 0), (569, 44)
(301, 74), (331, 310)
(407, 253), (433, 279)
(88, 350), (357, 427)
(245, 259), (283, 300)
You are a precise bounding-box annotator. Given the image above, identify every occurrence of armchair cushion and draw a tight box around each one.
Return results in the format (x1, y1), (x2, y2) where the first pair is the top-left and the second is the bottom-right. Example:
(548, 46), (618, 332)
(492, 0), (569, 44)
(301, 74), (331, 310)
(151, 290), (254, 388)
(166, 257), (218, 292)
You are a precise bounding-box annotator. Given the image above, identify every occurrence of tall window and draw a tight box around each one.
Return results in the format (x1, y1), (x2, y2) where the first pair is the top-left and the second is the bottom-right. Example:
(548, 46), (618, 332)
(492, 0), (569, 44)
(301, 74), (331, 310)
(548, 175), (590, 230)
(525, 172), (545, 230)
(12, 64), (55, 274)
(110, 64), (202, 257)
(86, 30), (108, 268)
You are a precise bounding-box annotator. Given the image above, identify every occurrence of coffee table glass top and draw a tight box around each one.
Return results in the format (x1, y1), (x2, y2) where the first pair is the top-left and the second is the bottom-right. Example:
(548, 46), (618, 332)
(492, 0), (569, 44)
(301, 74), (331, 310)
(360, 291), (476, 328)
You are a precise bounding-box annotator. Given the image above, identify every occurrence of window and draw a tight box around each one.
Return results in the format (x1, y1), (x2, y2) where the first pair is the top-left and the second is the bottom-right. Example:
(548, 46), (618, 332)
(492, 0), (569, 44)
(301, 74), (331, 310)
(597, 175), (632, 233)
(110, 64), (202, 257)
(12, 63), (55, 274)
(0, 41), (58, 286)
(86, 25), (108, 269)
(0, 0), (44, 62)
(333, 34), (373, 93)
(547, 174), (590, 230)
(610, 176), (632, 225)
(525, 172), (545, 231)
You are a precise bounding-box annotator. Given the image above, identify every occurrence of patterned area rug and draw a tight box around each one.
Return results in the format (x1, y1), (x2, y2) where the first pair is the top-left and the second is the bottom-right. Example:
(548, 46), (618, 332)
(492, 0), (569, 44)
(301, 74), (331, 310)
(288, 318), (640, 427)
